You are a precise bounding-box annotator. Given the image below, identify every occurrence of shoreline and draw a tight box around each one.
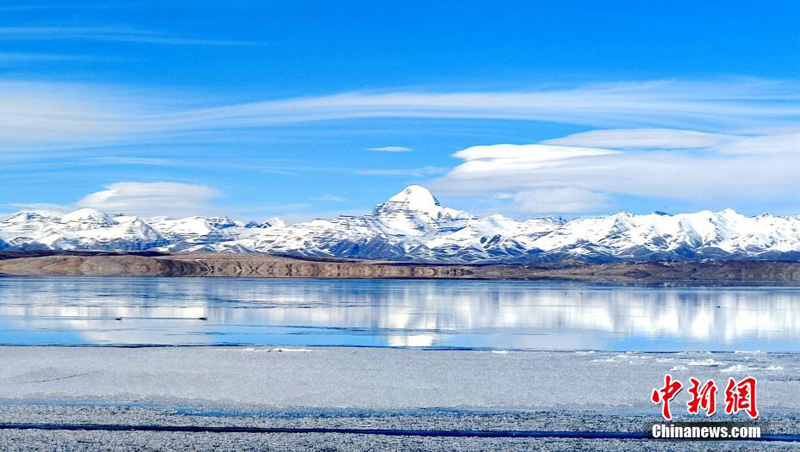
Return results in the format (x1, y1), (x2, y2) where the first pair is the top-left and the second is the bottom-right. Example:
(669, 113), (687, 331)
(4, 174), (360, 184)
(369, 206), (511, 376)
(3, 251), (800, 283)
(2, 343), (799, 353)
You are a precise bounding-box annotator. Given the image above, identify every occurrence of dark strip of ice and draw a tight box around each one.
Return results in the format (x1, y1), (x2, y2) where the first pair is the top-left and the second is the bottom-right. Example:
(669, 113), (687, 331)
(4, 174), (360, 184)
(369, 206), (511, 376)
(0, 423), (796, 442)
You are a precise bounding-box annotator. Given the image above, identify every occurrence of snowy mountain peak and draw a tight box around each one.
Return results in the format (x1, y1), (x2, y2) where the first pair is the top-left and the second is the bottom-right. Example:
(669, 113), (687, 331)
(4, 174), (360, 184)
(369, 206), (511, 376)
(265, 217), (287, 228)
(59, 208), (117, 232)
(717, 208), (741, 217)
(374, 185), (445, 218)
(385, 185), (440, 211)
(2, 211), (60, 223)
(373, 185), (468, 234)
(62, 208), (114, 224)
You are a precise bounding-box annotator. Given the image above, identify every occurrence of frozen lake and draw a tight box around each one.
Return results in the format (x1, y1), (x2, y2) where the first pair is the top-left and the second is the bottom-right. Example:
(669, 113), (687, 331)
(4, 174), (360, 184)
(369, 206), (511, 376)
(0, 276), (799, 351)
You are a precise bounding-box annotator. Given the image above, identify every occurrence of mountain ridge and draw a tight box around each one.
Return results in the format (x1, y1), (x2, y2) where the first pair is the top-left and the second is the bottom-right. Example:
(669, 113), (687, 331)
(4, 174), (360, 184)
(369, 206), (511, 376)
(3, 185), (800, 264)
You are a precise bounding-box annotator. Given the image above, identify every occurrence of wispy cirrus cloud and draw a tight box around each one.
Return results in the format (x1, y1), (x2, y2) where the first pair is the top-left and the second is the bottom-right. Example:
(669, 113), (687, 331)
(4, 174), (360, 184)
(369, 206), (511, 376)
(193, 80), (798, 132)
(0, 52), (89, 64)
(543, 128), (725, 149)
(367, 146), (412, 152)
(88, 157), (177, 166)
(358, 166), (449, 177)
(311, 194), (346, 202)
(0, 2), (143, 12)
(1, 79), (799, 151)
(0, 26), (257, 46)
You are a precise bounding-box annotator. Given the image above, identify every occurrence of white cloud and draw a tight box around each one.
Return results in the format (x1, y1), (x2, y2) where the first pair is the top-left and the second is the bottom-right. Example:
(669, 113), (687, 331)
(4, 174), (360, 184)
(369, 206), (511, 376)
(512, 188), (611, 214)
(0, 26), (255, 46)
(0, 52), (87, 64)
(453, 143), (620, 164)
(203, 80), (799, 132)
(543, 128), (724, 149)
(358, 166), (448, 177)
(8, 203), (73, 213)
(367, 146), (412, 152)
(90, 157), (176, 165)
(431, 130), (800, 213)
(312, 194), (346, 202)
(493, 192), (514, 200)
(1, 79), (798, 150)
(76, 182), (220, 217)
(0, 81), (146, 146)
(716, 132), (800, 155)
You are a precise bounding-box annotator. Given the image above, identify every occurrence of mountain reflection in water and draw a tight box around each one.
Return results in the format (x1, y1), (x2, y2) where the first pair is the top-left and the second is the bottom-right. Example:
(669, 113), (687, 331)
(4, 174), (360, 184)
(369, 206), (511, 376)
(0, 277), (798, 351)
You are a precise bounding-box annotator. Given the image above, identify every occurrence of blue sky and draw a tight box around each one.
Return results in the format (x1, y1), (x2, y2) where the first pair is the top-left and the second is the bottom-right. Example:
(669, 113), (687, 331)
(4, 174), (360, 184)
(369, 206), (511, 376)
(1, 0), (798, 221)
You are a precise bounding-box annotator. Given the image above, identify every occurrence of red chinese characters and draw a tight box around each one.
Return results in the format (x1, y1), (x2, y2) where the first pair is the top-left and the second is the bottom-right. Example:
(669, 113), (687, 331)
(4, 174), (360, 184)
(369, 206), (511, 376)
(652, 375), (758, 419)
(686, 378), (717, 416)
(724, 377), (759, 419)
(651, 374), (683, 420)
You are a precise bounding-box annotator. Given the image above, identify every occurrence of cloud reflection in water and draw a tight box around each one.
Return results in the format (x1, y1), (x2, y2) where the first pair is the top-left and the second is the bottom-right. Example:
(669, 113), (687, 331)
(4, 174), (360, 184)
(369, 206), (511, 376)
(0, 277), (797, 351)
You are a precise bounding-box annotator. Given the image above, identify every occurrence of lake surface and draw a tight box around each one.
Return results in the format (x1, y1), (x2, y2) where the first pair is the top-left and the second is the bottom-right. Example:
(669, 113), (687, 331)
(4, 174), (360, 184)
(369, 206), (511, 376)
(1, 276), (799, 351)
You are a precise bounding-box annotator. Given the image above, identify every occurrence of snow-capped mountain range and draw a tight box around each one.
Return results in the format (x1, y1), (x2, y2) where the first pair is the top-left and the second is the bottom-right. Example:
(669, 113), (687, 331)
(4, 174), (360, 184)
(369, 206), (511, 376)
(3, 185), (800, 263)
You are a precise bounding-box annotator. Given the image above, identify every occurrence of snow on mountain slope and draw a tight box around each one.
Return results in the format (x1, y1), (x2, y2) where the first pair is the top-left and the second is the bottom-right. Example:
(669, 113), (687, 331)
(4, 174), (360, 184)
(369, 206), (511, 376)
(3, 185), (800, 263)
(0, 209), (167, 251)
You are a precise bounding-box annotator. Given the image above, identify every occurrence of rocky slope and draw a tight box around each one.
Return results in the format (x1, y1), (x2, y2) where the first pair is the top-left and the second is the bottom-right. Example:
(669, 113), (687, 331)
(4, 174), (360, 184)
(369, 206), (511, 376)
(3, 252), (800, 283)
(0, 253), (474, 279)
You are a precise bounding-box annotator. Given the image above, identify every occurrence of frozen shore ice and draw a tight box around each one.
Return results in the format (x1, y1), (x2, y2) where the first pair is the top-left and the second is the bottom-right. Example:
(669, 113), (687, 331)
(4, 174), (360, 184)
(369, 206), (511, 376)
(1, 347), (799, 413)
